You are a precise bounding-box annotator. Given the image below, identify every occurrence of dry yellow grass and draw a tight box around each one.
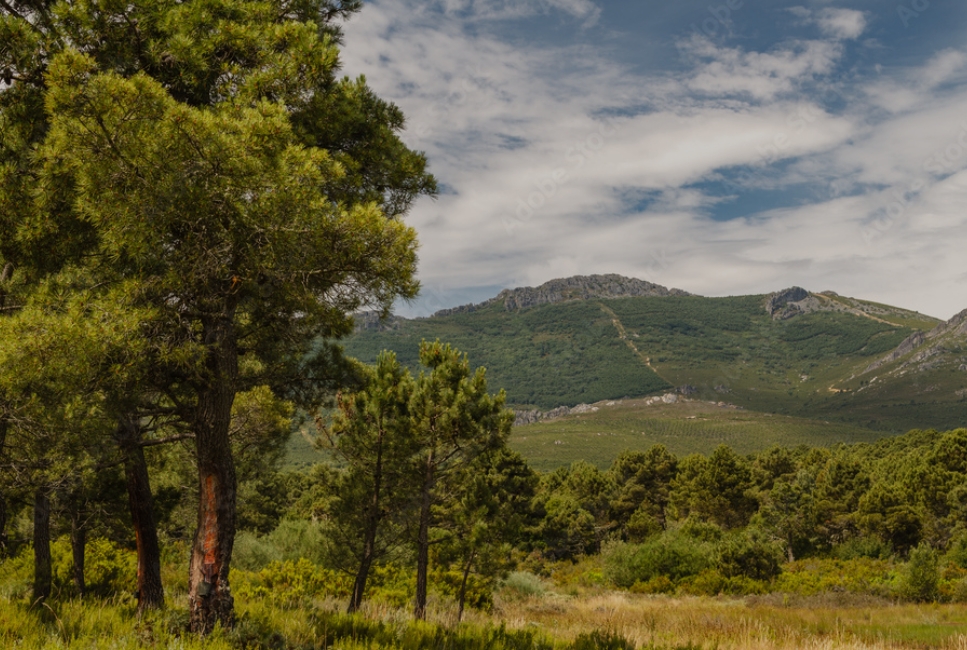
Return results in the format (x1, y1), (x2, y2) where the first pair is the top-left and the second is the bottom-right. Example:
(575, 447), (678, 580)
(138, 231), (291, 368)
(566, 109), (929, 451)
(468, 589), (967, 649)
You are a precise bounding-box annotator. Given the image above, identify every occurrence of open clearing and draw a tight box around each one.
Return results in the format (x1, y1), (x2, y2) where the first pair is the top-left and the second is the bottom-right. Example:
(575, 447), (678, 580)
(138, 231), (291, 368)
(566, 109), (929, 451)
(510, 396), (887, 470)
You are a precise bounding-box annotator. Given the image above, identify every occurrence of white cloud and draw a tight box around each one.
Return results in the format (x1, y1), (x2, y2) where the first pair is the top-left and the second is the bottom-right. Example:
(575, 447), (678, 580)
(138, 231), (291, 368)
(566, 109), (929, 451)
(786, 7), (867, 41)
(817, 8), (867, 40)
(430, 0), (600, 23)
(681, 36), (842, 100)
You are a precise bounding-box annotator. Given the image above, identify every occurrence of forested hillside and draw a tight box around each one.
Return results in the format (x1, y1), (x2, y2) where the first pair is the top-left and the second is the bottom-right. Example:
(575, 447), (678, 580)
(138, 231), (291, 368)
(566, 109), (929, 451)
(346, 276), (965, 436)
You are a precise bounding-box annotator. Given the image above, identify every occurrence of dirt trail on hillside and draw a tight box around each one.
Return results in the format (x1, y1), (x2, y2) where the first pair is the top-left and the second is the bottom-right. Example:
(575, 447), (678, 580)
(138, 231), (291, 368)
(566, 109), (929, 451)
(598, 303), (674, 385)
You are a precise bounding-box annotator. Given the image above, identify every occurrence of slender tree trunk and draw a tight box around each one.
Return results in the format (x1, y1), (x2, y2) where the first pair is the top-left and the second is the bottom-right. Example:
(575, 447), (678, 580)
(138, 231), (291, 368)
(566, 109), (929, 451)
(188, 315), (239, 634)
(0, 269), (12, 561)
(413, 450), (434, 621)
(0, 416), (8, 557)
(348, 552), (375, 613)
(0, 268), (10, 560)
(456, 549), (476, 623)
(0, 496), (7, 558)
(348, 430), (385, 613)
(118, 417), (165, 611)
(70, 515), (87, 597)
(33, 488), (52, 603)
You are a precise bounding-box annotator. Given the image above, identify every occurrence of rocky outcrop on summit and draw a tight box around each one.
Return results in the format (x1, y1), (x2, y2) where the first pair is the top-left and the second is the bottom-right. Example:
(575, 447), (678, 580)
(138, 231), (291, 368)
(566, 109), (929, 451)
(765, 287), (811, 320)
(498, 275), (690, 311)
(434, 274), (690, 317)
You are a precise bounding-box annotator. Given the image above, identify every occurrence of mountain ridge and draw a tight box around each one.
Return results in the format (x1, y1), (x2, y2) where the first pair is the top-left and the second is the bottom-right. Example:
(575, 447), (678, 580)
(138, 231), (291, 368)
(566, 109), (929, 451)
(341, 275), (965, 464)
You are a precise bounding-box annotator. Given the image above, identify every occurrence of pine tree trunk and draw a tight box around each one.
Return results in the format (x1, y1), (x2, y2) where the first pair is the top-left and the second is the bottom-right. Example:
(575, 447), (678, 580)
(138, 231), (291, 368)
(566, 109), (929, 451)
(118, 417), (165, 611)
(0, 495), (7, 558)
(0, 418), (7, 557)
(33, 488), (52, 603)
(188, 315), (238, 634)
(456, 550), (475, 623)
(0, 269), (10, 561)
(348, 553), (374, 613)
(348, 429), (385, 614)
(413, 450), (435, 621)
(70, 515), (87, 597)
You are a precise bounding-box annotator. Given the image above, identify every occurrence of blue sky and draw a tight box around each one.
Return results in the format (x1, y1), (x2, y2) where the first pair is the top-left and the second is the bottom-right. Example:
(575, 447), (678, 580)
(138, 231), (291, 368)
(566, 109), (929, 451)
(340, 0), (967, 319)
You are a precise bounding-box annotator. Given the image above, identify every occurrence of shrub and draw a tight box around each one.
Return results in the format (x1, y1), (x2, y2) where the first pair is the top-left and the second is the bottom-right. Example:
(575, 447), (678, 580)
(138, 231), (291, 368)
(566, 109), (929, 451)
(775, 558), (896, 597)
(233, 531), (283, 571)
(501, 571), (546, 599)
(367, 563), (415, 608)
(45, 537), (137, 599)
(678, 569), (768, 596)
(603, 533), (713, 588)
(833, 536), (893, 561)
(716, 530), (784, 581)
(944, 533), (967, 569)
(629, 575), (675, 594)
(232, 558), (351, 606)
(900, 543), (939, 602)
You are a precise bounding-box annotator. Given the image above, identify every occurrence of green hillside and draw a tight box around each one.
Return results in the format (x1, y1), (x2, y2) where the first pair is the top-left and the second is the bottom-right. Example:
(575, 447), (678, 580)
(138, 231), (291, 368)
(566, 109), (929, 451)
(345, 299), (671, 409)
(335, 275), (967, 469)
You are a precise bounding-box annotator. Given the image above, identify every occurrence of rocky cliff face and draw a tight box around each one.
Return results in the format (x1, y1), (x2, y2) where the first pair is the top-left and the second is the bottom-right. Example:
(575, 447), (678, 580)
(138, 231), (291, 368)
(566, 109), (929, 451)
(434, 274), (690, 317)
(765, 287), (811, 319)
(863, 307), (967, 376)
(352, 311), (407, 333)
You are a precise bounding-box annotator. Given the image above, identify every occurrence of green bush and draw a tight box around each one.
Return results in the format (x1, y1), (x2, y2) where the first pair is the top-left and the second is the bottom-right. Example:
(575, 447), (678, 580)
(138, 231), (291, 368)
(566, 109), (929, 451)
(233, 531), (283, 571)
(501, 571), (546, 599)
(944, 534), (967, 569)
(716, 530), (784, 581)
(775, 558), (897, 597)
(901, 543), (939, 602)
(629, 575), (675, 594)
(832, 536), (893, 561)
(232, 558), (351, 606)
(603, 533), (713, 588)
(677, 569), (768, 596)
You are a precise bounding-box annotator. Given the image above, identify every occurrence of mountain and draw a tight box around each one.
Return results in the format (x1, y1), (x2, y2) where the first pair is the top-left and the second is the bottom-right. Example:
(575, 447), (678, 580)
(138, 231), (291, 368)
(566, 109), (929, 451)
(343, 275), (963, 437)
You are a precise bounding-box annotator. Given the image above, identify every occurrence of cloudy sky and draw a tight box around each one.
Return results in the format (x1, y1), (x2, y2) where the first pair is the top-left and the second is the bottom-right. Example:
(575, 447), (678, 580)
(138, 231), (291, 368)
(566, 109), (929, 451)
(340, 0), (967, 319)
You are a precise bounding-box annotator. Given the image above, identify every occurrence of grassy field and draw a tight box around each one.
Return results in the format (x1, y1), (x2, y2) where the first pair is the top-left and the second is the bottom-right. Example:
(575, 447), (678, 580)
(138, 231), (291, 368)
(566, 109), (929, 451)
(510, 397), (887, 471)
(5, 573), (967, 649)
(492, 589), (967, 649)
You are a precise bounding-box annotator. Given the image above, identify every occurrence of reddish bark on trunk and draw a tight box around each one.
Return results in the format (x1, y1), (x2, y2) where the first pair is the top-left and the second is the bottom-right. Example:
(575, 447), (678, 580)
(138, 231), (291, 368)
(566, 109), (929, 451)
(188, 315), (238, 634)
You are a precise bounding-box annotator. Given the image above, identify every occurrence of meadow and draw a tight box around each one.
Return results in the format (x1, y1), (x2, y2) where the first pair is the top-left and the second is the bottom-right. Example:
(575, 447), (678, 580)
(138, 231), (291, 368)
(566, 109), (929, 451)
(509, 397), (884, 471)
(4, 548), (967, 649)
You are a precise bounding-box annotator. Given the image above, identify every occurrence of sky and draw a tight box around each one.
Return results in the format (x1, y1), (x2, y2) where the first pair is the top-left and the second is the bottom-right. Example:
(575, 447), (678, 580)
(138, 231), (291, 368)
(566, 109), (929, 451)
(339, 0), (967, 320)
